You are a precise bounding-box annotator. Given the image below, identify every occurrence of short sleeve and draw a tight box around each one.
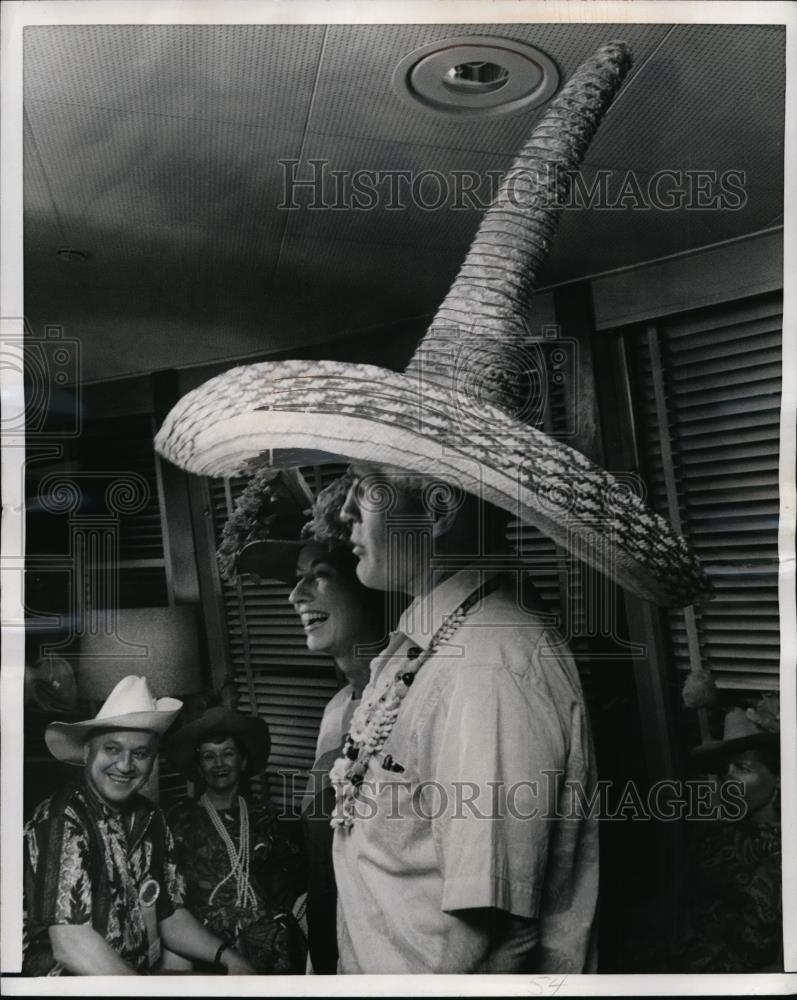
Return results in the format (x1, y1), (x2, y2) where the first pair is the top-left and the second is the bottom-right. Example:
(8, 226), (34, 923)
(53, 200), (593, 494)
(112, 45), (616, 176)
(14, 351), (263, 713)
(423, 658), (566, 920)
(46, 816), (94, 927)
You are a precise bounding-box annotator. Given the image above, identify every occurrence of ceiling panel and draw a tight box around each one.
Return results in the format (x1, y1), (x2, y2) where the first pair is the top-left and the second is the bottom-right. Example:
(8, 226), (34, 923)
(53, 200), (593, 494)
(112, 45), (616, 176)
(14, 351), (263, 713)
(24, 101), (304, 260)
(275, 232), (463, 326)
(23, 24), (325, 129)
(545, 174), (784, 285)
(31, 237), (461, 384)
(281, 132), (512, 251)
(20, 22), (785, 383)
(586, 23), (785, 187)
(309, 22), (673, 154)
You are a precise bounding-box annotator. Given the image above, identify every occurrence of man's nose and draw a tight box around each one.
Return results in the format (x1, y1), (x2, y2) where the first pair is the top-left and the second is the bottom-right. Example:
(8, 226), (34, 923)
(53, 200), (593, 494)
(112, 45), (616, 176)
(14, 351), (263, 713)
(340, 483), (359, 524)
(117, 751), (136, 773)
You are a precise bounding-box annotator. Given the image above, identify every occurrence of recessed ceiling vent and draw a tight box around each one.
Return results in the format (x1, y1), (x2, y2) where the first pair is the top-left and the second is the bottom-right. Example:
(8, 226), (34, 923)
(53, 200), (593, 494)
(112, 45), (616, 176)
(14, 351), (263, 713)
(393, 36), (559, 117)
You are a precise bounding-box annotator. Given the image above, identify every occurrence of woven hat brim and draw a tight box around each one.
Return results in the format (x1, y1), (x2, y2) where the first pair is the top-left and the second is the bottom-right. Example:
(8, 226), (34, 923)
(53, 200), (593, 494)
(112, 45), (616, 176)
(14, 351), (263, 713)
(46, 707), (182, 765)
(155, 360), (712, 609)
(690, 732), (780, 771)
(169, 708), (271, 776)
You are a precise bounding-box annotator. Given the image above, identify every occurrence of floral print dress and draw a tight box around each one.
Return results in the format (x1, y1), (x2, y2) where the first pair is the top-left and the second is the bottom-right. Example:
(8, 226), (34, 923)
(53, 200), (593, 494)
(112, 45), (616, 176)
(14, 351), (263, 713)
(167, 795), (306, 973)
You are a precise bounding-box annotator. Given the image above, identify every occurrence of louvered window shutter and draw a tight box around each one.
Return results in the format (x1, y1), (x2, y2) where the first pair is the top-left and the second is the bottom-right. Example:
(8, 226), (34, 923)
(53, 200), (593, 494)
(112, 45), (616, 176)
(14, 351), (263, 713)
(625, 292), (782, 692)
(208, 464), (349, 816)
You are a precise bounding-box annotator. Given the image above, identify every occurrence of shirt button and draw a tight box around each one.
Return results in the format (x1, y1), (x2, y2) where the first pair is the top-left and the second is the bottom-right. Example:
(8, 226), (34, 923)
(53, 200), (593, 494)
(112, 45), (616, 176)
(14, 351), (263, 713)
(407, 645), (422, 660)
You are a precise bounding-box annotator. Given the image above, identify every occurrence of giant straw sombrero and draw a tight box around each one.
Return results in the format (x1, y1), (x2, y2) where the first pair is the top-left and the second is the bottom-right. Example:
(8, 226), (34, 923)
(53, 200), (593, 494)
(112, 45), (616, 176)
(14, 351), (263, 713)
(156, 42), (711, 609)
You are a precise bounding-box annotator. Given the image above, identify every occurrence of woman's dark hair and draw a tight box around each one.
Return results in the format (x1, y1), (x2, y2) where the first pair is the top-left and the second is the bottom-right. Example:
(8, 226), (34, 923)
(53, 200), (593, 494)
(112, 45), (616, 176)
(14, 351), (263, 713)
(194, 731), (247, 760)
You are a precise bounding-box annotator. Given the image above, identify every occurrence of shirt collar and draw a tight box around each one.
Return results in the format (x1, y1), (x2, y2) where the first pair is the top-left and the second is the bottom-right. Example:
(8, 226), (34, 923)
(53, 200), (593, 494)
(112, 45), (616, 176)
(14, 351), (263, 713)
(396, 567), (498, 650)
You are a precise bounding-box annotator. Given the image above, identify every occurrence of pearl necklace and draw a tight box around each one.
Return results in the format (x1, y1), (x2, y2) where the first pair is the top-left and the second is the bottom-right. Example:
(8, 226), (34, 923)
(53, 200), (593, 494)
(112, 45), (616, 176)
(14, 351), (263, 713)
(200, 793), (257, 912)
(330, 575), (500, 828)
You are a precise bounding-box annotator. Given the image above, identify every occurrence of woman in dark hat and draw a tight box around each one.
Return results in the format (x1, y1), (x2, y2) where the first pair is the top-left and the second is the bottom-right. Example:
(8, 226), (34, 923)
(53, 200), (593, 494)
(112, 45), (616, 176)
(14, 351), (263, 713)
(166, 706), (306, 974)
(216, 468), (396, 974)
(630, 694), (782, 974)
(668, 694), (782, 973)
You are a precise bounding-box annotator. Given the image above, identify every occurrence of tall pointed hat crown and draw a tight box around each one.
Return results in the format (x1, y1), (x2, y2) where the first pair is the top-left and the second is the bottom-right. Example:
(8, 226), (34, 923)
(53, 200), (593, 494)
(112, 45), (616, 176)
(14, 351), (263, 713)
(155, 41), (712, 608)
(407, 41), (631, 415)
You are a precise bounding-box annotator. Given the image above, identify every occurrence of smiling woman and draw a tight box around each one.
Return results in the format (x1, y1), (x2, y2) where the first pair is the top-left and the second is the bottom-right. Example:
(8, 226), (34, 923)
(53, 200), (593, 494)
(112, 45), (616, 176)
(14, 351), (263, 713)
(233, 478), (394, 974)
(167, 707), (307, 974)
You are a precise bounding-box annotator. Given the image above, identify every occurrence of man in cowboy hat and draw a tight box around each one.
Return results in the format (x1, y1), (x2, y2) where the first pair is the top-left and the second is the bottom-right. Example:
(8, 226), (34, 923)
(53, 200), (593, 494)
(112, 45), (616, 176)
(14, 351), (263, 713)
(155, 42), (711, 973)
(23, 675), (256, 976)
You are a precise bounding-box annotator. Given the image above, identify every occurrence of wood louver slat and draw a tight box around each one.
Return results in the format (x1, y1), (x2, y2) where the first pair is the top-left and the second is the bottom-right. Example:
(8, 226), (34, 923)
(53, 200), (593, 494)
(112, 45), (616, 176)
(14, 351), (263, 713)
(626, 291), (782, 692)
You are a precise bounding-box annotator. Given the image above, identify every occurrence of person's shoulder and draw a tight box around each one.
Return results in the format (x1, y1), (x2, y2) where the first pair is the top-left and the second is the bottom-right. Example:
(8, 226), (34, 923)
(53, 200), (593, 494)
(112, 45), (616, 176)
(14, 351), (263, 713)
(165, 796), (200, 828)
(323, 684), (354, 716)
(457, 583), (572, 674)
(27, 782), (85, 829)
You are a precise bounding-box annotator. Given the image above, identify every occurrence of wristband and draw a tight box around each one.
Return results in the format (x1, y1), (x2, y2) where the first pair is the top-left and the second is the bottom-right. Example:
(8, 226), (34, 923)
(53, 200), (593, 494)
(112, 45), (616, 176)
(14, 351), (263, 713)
(214, 941), (231, 967)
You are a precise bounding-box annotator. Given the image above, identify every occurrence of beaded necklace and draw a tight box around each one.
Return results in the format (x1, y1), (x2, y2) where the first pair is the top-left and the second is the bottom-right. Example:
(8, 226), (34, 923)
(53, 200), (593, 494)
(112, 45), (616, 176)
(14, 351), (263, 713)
(200, 793), (257, 912)
(330, 574), (500, 828)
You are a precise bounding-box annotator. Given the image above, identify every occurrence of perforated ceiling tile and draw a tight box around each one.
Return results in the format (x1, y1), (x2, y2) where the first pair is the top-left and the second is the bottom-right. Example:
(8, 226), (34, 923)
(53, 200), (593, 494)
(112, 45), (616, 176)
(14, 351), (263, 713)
(24, 99), (304, 262)
(23, 117), (69, 255)
(541, 178), (784, 286)
(586, 24), (785, 188)
(24, 233), (463, 381)
(308, 22), (672, 154)
(21, 22), (786, 382)
(24, 24), (325, 130)
(281, 132), (512, 252)
(276, 231), (464, 325)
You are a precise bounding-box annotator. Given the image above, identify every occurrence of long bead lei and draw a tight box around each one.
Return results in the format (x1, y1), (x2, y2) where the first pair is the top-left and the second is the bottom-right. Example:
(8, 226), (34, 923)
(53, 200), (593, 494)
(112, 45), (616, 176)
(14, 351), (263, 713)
(330, 576), (499, 829)
(200, 793), (258, 912)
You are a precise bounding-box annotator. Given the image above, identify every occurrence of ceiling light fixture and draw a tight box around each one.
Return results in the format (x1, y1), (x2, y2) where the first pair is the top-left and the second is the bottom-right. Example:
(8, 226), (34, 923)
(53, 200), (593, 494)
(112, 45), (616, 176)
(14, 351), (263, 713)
(393, 36), (559, 117)
(56, 248), (90, 263)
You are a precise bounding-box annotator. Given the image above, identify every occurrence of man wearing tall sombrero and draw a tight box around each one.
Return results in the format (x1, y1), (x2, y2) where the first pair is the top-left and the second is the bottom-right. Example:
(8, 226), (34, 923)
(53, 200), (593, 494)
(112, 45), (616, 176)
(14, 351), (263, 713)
(23, 676), (255, 976)
(156, 42), (712, 973)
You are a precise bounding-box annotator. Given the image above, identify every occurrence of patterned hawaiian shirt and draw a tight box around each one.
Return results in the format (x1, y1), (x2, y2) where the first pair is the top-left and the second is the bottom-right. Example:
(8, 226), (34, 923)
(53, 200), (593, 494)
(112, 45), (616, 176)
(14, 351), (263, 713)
(23, 777), (185, 976)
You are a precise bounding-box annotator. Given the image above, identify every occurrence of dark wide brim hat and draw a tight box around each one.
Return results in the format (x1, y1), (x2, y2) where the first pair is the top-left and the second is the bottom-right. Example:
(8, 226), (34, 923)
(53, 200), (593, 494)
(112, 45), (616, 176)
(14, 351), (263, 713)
(156, 42), (711, 610)
(237, 538), (304, 584)
(238, 536), (360, 584)
(689, 705), (780, 772)
(169, 705), (271, 776)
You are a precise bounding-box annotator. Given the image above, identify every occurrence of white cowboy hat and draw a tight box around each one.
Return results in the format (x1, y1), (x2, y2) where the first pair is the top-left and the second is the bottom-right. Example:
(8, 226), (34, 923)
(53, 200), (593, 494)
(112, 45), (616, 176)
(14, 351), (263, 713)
(45, 675), (183, 765)
(155, 42), (711, 609)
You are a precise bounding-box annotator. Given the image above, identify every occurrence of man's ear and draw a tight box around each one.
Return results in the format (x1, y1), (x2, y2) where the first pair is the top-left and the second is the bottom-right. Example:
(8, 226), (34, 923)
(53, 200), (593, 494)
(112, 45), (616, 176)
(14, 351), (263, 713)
(82, 740), (91, 764)
(431, 504), (460, 540)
